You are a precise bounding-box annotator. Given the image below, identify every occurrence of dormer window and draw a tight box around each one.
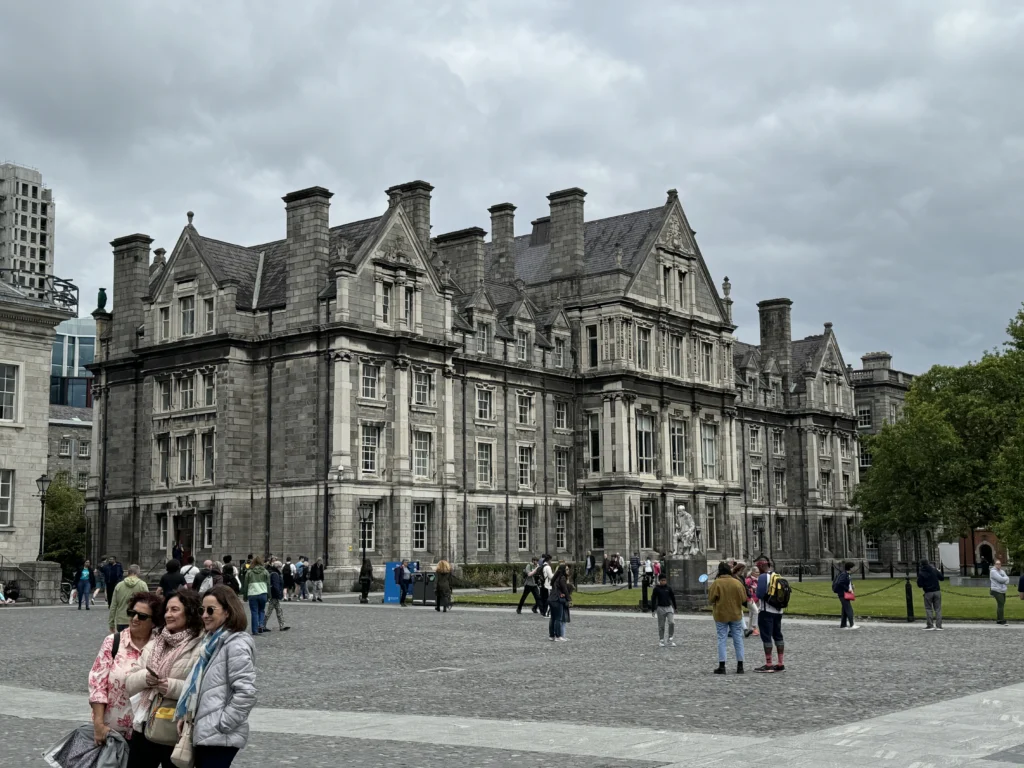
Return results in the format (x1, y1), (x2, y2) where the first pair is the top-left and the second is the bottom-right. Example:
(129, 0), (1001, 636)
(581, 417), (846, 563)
(159, 307), (170, 341)
(381, 282), (393, 325)
(554, 338), (566, 368)
(404, 287), (414, 327)
(179, 296), (195, 336)
(476, 322), (491, 354)
(516, 331), (529, 362)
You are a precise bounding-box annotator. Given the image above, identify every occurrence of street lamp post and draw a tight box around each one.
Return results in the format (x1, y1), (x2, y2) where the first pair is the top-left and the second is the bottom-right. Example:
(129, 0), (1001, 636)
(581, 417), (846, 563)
(358, 506), (369, 567)
(36, 473), (51, 560)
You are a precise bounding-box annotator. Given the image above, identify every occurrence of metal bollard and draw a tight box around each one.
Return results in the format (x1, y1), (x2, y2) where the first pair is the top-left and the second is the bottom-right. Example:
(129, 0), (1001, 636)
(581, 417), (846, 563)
(890, 561), (894, 579)
(860, 561), (866, 580)
(798, 562), (803, 583)
(905, 577), (915, 622)
(641, 577), (650, 612)
(513, 571), (518, 594)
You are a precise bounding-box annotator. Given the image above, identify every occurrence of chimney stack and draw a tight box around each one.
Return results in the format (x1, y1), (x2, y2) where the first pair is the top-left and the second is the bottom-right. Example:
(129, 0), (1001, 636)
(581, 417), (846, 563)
(386, 180), (433, 254)
(435, 227), (487, 292)
(150, 247), (166, 278)
(757, 298), (793, 379)
(489, 203), (516, 285)
(109, 233), (153, 357)
(547, 187), (586, 279)
(283, 186), (332, 326)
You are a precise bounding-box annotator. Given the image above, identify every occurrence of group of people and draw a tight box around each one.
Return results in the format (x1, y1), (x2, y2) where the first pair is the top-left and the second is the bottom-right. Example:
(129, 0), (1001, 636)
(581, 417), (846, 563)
(393, 558), (453, 611)
(515, 554), (575, 640)
(586, 550), (661, 588)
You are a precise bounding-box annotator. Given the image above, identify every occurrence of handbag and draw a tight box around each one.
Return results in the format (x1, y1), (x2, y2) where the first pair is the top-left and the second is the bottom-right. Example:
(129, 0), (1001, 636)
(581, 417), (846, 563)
(144, 694), (181, 746)
(171, 721), (194, 768)
(843, 588), (856, 601)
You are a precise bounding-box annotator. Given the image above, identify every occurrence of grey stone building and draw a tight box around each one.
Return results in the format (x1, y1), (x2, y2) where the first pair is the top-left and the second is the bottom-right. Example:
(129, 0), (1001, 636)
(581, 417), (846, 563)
(47, 405), (93, 490)
(86, 182), (863, 583)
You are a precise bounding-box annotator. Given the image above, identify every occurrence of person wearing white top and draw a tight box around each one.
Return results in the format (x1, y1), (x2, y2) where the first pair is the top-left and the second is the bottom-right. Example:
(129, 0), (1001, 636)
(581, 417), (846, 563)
(539, 556), (554, 617)
(990, 559), (1010, 625)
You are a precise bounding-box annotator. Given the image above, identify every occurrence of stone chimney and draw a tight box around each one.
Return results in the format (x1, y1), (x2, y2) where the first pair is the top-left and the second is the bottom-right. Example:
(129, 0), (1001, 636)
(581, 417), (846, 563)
(109, 233), (153, 358)
(150, 247), (166, 278)
(547, 187), (586, 279)
(861, 352), (893, 370)
(283, 186), (332, 326)
(489, 203), (516, 285)
(386, 180), (433, 254)
(757, 298), (793, 377)
(435, 227), (487, 292)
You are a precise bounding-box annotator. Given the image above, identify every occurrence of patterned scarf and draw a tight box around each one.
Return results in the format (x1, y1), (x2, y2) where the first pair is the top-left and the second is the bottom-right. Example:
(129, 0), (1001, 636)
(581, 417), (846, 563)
(175, 628), (225, 722)
(138, 627), (196, 715)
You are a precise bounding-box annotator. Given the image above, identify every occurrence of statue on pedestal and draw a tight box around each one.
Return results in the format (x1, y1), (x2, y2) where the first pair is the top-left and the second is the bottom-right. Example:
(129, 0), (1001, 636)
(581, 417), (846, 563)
(670, 504), (700, 557)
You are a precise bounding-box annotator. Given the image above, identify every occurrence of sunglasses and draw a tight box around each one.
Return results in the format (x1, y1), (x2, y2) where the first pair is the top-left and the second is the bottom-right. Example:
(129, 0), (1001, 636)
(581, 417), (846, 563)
(203, 605), (220, 616)
(126, 610), (152, 622)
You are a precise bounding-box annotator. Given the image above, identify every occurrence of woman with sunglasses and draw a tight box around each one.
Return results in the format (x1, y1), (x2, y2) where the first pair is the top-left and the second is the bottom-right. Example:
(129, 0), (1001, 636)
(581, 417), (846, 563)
(175, 585), (256, 767)
(126, 590), (204, 767)
(88, 592), (164, 745)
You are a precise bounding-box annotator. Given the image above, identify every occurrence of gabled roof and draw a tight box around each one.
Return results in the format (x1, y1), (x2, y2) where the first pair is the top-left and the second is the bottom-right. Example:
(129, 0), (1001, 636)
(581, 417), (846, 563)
(50, 404), (93, 423)
(191, 233), (261, 308)
(792, 335), (825, 373)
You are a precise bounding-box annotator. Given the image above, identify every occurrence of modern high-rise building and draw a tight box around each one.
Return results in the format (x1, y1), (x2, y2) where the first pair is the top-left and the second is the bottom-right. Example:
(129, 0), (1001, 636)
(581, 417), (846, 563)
(50, 317), (96, 408)
(0, 163), (56, 301)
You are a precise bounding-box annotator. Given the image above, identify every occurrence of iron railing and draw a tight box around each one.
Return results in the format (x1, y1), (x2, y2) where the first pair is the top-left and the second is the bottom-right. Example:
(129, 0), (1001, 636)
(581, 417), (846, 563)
(0, 269), (78, 313)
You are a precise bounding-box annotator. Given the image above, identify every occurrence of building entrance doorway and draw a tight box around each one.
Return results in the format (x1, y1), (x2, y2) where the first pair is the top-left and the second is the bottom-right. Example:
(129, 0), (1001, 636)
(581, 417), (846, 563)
(174, 513), (195, 564)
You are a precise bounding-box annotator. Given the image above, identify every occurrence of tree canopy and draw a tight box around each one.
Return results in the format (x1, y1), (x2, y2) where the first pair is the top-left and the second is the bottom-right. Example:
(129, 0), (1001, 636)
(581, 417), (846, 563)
(42, 472), (87, 580)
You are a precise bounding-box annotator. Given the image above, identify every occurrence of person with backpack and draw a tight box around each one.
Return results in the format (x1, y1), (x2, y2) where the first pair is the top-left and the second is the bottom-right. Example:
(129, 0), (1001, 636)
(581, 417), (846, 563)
(754, 557), (789, 673)
(628, 552), (641, 589)
(283, 556), (296, 601)
(650, 573), (677, 647)
(263, 560), (290, 632)
(517, 557), (541, 614)
(309, 557), (325, 602)
(107, 563), (149, 632)
(917, 558), (945, 630)
(223, 556), (243, 596)
(396, 559), (413, 606)
(833, 561), (858, 630)
(179, 555), (201, 588)
(295, 556), (309, 600)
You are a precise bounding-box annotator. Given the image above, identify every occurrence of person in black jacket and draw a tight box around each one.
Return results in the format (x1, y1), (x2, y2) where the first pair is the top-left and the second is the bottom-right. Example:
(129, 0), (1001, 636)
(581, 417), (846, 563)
(309, 557), (326, 602)
(833, 561), (858, 630)
(263, 562), (290, 632)
(358, 559), (373, 603)
(917, 559), (945, 630)
(100, 557), (123, 605)
(651, 574), (677, 646)
(157, 559), (186, 597)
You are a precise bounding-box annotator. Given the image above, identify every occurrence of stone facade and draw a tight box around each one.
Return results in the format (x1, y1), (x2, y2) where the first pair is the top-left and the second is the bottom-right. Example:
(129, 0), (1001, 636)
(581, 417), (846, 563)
(47, 405), (93, 490)
(87, 182), (866, 582)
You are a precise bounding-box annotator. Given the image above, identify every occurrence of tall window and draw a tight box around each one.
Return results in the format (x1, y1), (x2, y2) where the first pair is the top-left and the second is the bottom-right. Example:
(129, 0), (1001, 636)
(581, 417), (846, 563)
(677, 271), (686, 306)
(176, 434), (194, 482)
(476, 442), (492, 485)
(637, 327), (651, 370)
(517, 507), (530, 550)
(362, 364), (380, 400)
(361, 425), (380, 473)
(772, 429), (784, 455)
(640, 500), (654, 550)
(204, 298), (215, 333)
(556, 450), (569, 490)
(157, 435), (170, 485)
(821, 517), (832, 551)
(700, 422), (718, 479)
(700, 342), (714, 382)
(588, 413), (601, 472)
(670, 419), (687, 476)
(590, 498), (605, 549)
(202, 432), (215, 481)
(413, 371), (434, 406)
(476, 507), (490, 551)
(705, 503), (718, 550)
(404, 287), (414, 326)
(860, 451), (872, 468)
(179, 296), (195, 336)
(413, 504), (428, 551)
(0, 469), (13, 527)
(59, 438), (71, 457)
(663, 266), (673, 300)
(819, 433), (832, 456)
(517, 393), (534, 425)
(159, 307), (170, 341)
(865, 536), (879, 562)
(0, 364), (18, 421)
(413, 431), (433, 478)
(748, 427), (761, 453)
(476, 322), (491, 354)
(753, 517), (766, 552)
(586, 325), (598, 368)
(670, 335), (682, 376)
(556, 509), (567, 551)
(750, 468), (763, 502)
(857, 407), (872, 428)
(517, 445), (534, 488)
(158, 514), (168, 550)
(889, 403), (900, 423)
(159, 380), (171, 412)
(516, 331), (529, 362)
(358, 503), (376, 551)
(774, 470), (786, 504)
(203, 372), (215, 407)
(202, 512), (213, 548)
(179, 375), (194, 410)
(555, 401), (568, 430)
(381, 282), (392, 324)
(842, 473), (851, 499)
(839, 434), (850, 459)
(636, 413), (654, 474)
(823, 379), (831, 405)
(775, 516), (785, 550)
(820, 470), (833, 503)
(476, 387), (492, 420)
(554, 338), (566, 368)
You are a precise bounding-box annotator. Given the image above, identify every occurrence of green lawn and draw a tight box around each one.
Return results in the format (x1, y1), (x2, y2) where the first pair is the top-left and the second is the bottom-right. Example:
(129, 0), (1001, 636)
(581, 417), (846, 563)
(456, 579), (1023, 621)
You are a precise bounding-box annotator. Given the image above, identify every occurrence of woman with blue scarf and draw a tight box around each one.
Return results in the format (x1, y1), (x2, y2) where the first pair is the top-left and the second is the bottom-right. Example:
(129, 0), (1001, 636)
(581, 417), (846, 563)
(175, 585), (256, 767)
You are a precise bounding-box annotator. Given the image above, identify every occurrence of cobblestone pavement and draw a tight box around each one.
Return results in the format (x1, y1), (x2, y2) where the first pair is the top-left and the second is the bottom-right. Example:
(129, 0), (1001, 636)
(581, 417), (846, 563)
(3, 602), (1024, 766)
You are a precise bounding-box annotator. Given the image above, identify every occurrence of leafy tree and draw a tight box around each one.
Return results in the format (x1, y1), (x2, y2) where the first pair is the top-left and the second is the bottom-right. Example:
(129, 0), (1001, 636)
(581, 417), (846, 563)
(42, 472), (87, 580)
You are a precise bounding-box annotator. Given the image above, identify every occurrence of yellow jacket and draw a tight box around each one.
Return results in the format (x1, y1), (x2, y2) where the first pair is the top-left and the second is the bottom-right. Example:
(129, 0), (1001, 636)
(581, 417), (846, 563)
(708, 575), (748, 623)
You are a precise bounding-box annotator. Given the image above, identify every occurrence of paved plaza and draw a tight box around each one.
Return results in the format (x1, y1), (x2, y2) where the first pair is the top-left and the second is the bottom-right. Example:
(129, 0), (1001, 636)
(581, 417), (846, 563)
(3, 599), (1024, 766)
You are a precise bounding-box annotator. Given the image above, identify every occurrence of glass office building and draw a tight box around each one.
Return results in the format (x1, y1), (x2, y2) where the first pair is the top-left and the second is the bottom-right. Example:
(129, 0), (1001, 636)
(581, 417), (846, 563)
(50, 317), (95, 407)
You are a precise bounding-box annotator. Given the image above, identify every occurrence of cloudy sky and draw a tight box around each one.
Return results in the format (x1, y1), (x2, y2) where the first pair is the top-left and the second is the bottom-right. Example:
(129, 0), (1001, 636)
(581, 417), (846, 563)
(3, 0), (1022, 373)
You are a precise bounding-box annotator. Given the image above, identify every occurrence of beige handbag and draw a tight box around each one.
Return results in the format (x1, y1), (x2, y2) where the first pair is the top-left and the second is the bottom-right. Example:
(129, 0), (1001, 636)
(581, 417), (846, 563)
(171, 721), (194, 768)
(144, 695), (181, 745)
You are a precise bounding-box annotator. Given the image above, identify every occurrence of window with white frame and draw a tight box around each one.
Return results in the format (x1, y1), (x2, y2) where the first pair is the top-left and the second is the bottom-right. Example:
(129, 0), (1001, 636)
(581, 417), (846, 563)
(556, 509), (567, 551)
(555, 401), (568, 430)
(748, 426), (761, 453)
(637, 327), (651, 370)
(705, 502), (718, 550)
(157, 514), (168, 550)
(517, 445), (534, 488)
(476, 322), (491, 354)
(202, 511), (213, 548)
(358, 503), (376, 551)
(842, 472), (851, 499)
(860, 451), (872, 468)
(59, 438), (71, 457)
(203, 372), (215, 407)
(381, 282), (393, 324)
(889, 403), (899, 423)
(413, 371), (434, 407)
(202, 431), (214, 481)
(670, 419), (687, 476)
(516, 393), (534, 425)
(179, 375), (194, 410)
(159, 307), (170, 341)
(839, 434), (850, 459)
(476, 387), (492, 420)
(586, 325), (598, 368)
(413, 503), (429, 550)
(823, 378), (830, 405)
(701, 422), (718, 478)
(700, 342), (714, 382)
(203, 298), (214, 333)
(636, 413), (654, 474)
(588, 413), (601, 472)
(517, 507), (530, 550)
(413, 431), (433, 478)
(677, 271), (687, 306)
(179, 296), (195, 336)
(554, 338), (566, 368)
(820, 433), (831, 456)
(821, 517), (832, 550)
(772, 429), (784, 455)
(159, 380), (172, 412)
(75, 471), (88, 490)
(476, 507), (490, 551)
(857, 407), (872, 428)
(361, 425), (380, 473)
(0, 469), (13, 527)
(156, 435), (170, 485)
(556, 449), (569, 490)
(670, 335), (683, 376)
(0, 364), (18, 421)
(865, 536), (879, 562)
(774, 469), (786, 504)
(663, 266), (673, 301)
(79, 440), (90, 458)
(820, 470), (833, 503)
(640, 500), (654, 550)
(361, 364), (380, 400)
(835, 381), (842, 407)
(750, 467), (764, 502)
(516, 331), (529, 361)
(476, 442), (492, 485)
(404, 287), (414, 327)
(176, 434), (194, 482)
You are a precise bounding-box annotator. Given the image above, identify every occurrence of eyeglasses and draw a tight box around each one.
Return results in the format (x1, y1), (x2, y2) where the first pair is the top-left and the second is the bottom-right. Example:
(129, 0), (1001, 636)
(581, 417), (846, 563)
(203, 606), (219, 616)
(126, 610), (152, 622)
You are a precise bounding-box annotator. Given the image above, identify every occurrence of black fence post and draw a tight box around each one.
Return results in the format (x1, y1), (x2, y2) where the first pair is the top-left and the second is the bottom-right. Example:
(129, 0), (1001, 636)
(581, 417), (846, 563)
(905, 576), (915, 622)
(798, 562), (803, 583)
(890, 561), (894, 579)
(940, 562), (945, 578)
(860, 561), (866, 580)
(513, 571), (518, 594)
(831, 563), (836, 581)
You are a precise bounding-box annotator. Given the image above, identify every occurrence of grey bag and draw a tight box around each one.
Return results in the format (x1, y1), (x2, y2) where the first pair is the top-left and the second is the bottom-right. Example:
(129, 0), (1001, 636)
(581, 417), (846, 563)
(43, 724), (129, 768)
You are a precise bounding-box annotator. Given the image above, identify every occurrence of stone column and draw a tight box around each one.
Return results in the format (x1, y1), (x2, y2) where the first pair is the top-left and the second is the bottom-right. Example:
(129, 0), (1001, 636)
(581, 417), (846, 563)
(659, 401), (671, 478)
(442, 364), (456, 481)
(414, 286), (424, 333)
(331, 348), (352, 477)
(691, 411), (702, 480)
(395, 358), (411, 479)
(602, 395), (614, 474)
(621, 395), (635, 474)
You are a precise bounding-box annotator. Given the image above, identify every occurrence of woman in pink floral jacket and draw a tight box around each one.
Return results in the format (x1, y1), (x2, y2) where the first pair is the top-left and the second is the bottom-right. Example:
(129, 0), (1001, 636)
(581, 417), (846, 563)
(88, 591), (163, 744)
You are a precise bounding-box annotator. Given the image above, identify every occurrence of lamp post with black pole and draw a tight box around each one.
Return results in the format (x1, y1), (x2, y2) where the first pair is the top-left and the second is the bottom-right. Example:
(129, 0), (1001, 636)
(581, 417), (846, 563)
(358, 505), (370, 602)
(36, 473), (51, 560)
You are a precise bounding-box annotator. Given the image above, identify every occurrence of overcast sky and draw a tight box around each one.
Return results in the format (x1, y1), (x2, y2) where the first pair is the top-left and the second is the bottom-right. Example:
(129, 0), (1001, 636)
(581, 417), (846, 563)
(3, 1), (1022, 373)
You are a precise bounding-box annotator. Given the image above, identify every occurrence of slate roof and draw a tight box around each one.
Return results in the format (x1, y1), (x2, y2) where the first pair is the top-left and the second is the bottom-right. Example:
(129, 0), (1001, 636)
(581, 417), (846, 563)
(792, 335), (824, 372)
(485, 207), (665, 285)
(50, 404), (93, 423)
(191, 233), (261, 308)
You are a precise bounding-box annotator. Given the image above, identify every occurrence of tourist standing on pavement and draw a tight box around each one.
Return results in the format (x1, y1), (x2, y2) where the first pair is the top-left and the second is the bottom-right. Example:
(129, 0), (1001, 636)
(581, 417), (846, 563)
(263, 562), (289, 632)
(435, 560), (453, 612)
(833, 561), (858, 630)
(222, 556), (240, 596)
(540, 555), (554, 617)
(743, 567), (760, 638)
(754, 557), (786, 673)
(396, 559), (413, 606)
(180, 556), (201, 589)
(359, 559), (373, 603)
(517, 557), (541, 614)
(309, 557), (325, 602)
(125, 591), (203, 767)
(585, 550), (595, 583)
(89, 592), (164, 745)
(178, 585), (257, 768)
(548, 563), (570, 641)
(101, 557), (124, 605)
(242, 557), (269, 635)
(76, 559), (97, 610)
(917, 559), (945, 630)
(601, 553), (610, 585)
(282, 557), (295, 601)
(651, 573), (677, 647)
(709, 561), (747, 674)
(629, 552), (641, 589)
(158, 560), (187, 598)
(295, 556), (308, 600)
(109, 564), (150, 633)
(990, 559), (1010, 625)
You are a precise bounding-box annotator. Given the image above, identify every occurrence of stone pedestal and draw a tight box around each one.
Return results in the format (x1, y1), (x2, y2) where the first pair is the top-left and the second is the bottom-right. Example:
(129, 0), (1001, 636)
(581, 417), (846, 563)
(14, 561), (62, 605)
(665, 556), (708, 610)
